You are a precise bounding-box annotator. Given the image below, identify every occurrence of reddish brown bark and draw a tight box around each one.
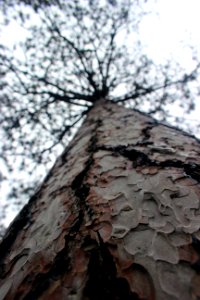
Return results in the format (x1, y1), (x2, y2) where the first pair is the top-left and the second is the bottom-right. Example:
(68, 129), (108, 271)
(1, 100), (200, 299)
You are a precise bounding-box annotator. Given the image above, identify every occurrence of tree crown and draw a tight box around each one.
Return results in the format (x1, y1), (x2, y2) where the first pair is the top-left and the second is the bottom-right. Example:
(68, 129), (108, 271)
(0, 0), (200, 233)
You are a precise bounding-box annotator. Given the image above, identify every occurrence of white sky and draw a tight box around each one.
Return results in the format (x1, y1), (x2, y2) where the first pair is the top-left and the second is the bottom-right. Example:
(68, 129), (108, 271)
(140, 0), (200, 67)
(1, 0), (200, 226)
(1, 0), (200, 67)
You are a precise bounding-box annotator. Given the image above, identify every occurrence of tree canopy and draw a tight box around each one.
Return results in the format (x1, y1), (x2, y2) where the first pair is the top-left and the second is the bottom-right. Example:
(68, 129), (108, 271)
(0, 0), (200, 234)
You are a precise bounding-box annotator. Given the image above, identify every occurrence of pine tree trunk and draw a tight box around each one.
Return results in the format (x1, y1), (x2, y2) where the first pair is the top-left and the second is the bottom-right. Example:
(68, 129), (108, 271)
(1, 100), (200, 300)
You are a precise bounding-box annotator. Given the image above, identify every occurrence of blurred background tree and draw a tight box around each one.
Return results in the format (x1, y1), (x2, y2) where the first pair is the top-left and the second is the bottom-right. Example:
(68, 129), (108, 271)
(0, 0), (200, 236)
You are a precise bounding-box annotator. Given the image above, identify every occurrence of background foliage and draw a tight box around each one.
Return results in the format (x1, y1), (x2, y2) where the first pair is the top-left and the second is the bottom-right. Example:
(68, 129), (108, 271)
(0, 0), (200, 235)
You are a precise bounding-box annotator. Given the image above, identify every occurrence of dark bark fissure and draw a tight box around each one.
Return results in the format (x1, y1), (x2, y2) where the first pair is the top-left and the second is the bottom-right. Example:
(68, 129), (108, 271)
(71, 118), (102, 220)
(70, 116), (140, 300)
(18, 118), (104, 299)
(83, 233), (139, 300)
(18, 122), (101, 299)
(98, 145), (200, 183)
(141, 122), (156, 142)
(135, 108), (200, 141)
(0, 118), (100, 299)
(0, 122), (89, 278)
(71, 115), (141, 300)
(17, 211), (83, 300)
(191, 236), (200, 273)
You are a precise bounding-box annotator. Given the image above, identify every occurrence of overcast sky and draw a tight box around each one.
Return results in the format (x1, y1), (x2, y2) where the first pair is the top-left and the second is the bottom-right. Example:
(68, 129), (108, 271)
(1, 0), (200, 64)
(140, 0), (200, 66)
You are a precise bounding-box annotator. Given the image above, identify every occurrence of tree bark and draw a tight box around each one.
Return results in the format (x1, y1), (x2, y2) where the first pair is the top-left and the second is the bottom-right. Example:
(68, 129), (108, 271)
(1, 100), (200, 300)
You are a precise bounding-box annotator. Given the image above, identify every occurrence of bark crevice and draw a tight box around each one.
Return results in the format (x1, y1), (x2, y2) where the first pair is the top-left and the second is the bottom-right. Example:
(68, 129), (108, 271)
(98, 145), (200, 182)
(22, 119), (103, 299)
(83, 233), (139, 300)
(17, 212), (83, 300)
(71, 118), (102, 223)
